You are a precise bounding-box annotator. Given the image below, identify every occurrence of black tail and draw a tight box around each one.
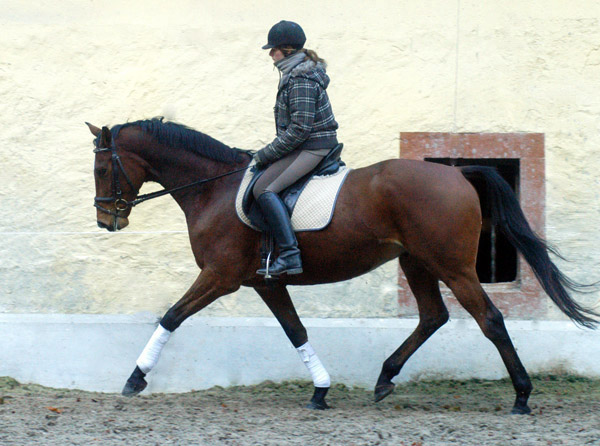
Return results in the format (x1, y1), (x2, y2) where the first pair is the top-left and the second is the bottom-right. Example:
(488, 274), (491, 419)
(461, 166), (599, 329)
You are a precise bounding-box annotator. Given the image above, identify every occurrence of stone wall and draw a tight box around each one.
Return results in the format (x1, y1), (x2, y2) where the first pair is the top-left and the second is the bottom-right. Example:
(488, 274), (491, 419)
(1, 0), (599, 319)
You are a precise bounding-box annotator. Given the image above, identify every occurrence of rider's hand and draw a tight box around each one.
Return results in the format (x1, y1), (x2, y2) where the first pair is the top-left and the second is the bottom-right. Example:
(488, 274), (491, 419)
(253, 152), (267, 168)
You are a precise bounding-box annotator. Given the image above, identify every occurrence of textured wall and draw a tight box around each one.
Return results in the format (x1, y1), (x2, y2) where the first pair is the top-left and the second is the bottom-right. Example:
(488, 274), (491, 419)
(1, 1), (599, 319)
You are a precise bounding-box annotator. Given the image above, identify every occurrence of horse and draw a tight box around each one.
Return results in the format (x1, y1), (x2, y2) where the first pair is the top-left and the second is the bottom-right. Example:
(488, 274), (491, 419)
(86, 117), (598, 414)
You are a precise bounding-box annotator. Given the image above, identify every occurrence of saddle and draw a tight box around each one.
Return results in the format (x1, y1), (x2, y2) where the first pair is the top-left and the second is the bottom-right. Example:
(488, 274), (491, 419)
(242, 144), (345, 232)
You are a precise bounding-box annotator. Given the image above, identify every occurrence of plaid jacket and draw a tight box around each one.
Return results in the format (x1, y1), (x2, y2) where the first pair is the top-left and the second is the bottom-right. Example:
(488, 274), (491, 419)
(256, 60), (339, 164)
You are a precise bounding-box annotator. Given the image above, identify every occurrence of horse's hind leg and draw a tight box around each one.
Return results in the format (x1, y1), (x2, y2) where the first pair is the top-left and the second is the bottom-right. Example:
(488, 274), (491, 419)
(375, 253), (449, 402)
(254, 284), (331, 410)
(447, 272), (533, 414)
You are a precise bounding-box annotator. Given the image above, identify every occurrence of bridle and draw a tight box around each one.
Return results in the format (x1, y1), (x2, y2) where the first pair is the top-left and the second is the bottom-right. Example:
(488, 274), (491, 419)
(93, 138), (252, 217)
(93, 139), (136, 218)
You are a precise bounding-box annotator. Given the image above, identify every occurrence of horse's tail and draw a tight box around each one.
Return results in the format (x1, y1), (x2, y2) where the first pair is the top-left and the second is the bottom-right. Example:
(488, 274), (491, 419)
(460, 165), (600, 329)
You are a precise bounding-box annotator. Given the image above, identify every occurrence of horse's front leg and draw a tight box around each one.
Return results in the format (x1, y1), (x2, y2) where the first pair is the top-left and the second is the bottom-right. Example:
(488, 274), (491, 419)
(254, 284), (331, 410)
(122, 268), (239, 396)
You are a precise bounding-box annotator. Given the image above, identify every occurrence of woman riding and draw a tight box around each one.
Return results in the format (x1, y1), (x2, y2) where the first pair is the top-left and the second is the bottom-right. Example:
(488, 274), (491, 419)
(253, 20), (339, 277)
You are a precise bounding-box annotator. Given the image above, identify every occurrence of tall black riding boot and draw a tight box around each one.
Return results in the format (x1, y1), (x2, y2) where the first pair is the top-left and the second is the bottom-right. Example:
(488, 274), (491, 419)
(256, 191), (303, 276)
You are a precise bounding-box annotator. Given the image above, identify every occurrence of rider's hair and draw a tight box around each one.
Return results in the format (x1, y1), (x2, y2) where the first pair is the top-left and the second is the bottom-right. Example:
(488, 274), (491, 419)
(279, 46), (326, 66)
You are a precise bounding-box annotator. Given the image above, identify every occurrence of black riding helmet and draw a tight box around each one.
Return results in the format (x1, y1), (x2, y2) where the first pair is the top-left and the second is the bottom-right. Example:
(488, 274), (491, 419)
(262, 20), (306, 50)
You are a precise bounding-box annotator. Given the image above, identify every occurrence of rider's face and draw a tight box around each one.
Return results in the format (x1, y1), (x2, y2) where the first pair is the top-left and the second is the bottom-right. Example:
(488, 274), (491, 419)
(269, 48), (285, 62)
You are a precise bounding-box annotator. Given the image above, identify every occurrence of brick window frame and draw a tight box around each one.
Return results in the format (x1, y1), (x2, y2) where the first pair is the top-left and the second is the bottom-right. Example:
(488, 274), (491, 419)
(398, 132), (546, 319)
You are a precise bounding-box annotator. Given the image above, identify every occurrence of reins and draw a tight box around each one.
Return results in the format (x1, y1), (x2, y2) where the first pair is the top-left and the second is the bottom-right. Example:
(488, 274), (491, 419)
(93, 140), (252, 217)
(128, 165), (251, 208)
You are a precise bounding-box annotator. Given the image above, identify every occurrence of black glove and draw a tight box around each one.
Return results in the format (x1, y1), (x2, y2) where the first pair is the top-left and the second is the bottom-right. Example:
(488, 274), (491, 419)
(253, 152), (267, 168)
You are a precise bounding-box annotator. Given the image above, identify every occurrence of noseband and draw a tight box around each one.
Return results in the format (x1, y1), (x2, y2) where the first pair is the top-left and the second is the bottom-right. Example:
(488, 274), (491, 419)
(93, 138), (252, 217)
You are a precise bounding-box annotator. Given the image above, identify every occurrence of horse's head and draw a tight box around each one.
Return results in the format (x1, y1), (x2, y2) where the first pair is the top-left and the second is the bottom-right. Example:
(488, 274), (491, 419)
(87, 123), (146, 232)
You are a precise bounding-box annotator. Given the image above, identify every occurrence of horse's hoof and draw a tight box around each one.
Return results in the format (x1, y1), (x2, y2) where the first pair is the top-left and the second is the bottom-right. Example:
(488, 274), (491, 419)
(374, 383), (395, 402)
(121, 376), (147, 397)
(306, 387), (330, 410)
(510, 404), (532, 415)
(306, 400), (330, 410)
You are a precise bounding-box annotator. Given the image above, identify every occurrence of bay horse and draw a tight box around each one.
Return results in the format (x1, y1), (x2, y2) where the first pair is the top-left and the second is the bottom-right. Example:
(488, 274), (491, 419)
(86, 117), (598, 414)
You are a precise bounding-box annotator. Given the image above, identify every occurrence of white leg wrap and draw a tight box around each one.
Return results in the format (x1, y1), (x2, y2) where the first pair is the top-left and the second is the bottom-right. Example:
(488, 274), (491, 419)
(296, 342), (331, 388)
(136, 325), (172, 374)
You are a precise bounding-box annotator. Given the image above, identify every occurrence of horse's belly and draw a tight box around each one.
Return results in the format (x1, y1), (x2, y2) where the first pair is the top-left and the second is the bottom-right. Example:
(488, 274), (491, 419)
(284, 240), (403, 286)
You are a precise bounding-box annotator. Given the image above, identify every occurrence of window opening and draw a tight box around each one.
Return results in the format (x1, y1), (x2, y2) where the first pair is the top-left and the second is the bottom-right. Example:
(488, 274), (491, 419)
(398, 132), (546, 319)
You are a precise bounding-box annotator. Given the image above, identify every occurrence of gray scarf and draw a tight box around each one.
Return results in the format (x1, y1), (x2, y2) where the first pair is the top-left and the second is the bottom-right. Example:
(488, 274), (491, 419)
(275, 51), (308, 89)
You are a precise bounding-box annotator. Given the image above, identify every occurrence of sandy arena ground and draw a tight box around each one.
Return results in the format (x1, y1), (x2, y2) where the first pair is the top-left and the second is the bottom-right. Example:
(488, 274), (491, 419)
(0, 375), (599, 445)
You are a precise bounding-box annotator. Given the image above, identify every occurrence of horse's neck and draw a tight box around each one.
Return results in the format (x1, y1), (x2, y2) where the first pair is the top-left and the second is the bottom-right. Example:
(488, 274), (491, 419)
(151, 147), (223, 188)
(133, 137), (246, 211)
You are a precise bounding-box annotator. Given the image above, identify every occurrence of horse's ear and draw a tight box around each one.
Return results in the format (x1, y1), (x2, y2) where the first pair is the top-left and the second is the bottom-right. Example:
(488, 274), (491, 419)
(86, 122), (101, 137)
(100, 126), (112, 147)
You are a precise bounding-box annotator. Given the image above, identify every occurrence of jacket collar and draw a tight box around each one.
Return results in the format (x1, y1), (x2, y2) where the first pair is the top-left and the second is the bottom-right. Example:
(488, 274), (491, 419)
(275, 51), (308, 89)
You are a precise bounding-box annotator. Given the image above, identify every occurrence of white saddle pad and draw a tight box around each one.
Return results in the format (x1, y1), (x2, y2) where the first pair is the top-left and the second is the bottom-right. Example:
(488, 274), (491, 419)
(235, 162), (351, 232)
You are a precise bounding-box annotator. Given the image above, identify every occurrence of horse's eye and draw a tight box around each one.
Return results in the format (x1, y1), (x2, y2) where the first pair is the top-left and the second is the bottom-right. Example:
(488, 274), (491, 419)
(95, 167), (108, 177)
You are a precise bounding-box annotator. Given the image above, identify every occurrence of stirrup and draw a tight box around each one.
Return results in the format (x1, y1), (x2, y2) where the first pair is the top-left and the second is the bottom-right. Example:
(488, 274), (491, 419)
(256, 254), (303, 277)
(256, 265), (303, 277)
(263, 250), (273, 279)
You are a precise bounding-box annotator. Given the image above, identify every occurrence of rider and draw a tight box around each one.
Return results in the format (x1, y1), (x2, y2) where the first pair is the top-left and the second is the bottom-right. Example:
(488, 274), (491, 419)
(253, 20), (339, 276)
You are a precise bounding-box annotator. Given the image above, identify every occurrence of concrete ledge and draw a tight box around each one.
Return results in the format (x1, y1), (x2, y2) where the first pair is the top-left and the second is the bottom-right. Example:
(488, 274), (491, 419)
(1, 314), (598, 393)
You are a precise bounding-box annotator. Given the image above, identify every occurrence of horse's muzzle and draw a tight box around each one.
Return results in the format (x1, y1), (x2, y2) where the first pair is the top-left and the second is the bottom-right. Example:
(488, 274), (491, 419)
(97, 216), (129, 232)
(97, 220), (115, 232)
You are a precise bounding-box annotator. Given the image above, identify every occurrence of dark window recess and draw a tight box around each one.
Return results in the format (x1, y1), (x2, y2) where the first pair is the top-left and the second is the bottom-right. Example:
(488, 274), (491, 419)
(425, 158), (520, 283)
